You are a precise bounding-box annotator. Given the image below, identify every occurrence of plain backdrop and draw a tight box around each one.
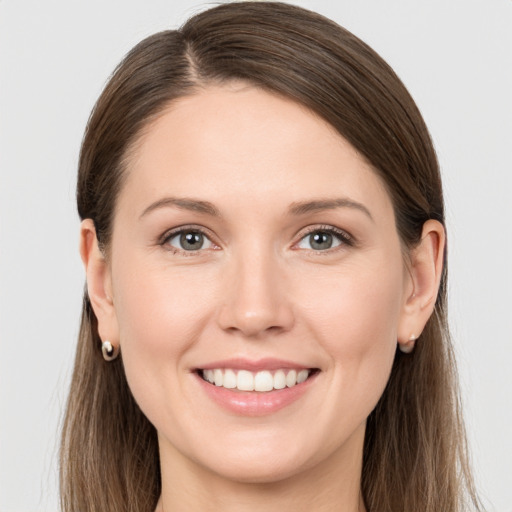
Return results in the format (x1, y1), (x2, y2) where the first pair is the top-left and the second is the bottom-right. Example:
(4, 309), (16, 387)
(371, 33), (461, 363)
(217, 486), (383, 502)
(1, 0), (511, 510)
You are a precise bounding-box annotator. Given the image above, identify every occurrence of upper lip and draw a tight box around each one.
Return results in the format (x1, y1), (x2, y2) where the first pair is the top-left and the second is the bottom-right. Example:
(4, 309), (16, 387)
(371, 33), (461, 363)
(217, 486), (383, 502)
(195, 357), (315, 372)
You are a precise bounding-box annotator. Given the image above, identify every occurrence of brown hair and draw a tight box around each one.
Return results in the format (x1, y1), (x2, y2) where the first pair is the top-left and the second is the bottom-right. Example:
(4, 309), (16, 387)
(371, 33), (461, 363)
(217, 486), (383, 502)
(61, 2), (482, 511)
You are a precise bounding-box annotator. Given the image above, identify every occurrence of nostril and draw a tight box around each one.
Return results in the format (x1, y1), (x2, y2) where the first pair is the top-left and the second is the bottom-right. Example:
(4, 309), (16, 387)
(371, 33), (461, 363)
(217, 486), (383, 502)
(217, 305), (295, 338)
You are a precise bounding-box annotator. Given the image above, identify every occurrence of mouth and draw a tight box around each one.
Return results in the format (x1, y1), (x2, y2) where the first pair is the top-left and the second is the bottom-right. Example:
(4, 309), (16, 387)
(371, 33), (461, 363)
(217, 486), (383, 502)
(197, 367), (320, 392)
(194, 360), (321, 416)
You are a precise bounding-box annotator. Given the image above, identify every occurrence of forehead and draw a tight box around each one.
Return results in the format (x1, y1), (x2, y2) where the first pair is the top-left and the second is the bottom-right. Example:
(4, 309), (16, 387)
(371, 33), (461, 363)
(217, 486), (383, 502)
(119, 84), (393, 221)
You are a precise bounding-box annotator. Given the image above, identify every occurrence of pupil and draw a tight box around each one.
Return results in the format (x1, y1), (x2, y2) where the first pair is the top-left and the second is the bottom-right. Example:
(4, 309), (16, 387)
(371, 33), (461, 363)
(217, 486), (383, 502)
(180, 232), (203, 250)
(310, 232), (332, 250)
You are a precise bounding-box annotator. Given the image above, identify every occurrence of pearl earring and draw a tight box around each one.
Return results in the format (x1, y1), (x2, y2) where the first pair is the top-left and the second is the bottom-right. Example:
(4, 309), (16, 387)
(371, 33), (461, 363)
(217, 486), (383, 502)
(101, 340), (120, 361)
(399, 334), (416, 354)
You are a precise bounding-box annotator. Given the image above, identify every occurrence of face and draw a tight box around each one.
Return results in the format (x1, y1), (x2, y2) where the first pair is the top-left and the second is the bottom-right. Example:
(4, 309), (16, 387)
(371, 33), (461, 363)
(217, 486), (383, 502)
(104, 84), (412, 483)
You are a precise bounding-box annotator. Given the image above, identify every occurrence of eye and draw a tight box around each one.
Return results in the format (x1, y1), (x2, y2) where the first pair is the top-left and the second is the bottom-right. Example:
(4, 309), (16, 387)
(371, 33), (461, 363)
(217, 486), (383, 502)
(296, 227), (352, 251)
(163, 228), (215, 253)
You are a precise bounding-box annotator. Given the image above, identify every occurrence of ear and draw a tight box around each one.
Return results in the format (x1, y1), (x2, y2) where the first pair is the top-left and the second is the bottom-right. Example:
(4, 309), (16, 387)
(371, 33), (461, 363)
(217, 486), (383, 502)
(80, 219), (119, 347)
(397, 219), (446, 353)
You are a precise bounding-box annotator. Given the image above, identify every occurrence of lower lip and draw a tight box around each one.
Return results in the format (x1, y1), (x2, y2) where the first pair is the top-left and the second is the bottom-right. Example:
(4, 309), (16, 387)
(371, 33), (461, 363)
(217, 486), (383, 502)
(195, 372), (318, 417)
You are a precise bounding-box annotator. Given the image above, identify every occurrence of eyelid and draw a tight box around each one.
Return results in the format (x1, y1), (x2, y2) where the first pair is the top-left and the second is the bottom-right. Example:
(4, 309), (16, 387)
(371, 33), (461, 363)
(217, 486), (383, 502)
(158, 224), (220, 254)
(293, 224), (354, 251)
(157, 223), (354, 255)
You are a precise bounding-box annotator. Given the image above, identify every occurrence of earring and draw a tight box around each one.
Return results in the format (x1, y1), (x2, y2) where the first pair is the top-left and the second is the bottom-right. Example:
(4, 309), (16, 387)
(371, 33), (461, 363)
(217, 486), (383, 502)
(399, 334), (416, 354)
(101, 340), (120, 361)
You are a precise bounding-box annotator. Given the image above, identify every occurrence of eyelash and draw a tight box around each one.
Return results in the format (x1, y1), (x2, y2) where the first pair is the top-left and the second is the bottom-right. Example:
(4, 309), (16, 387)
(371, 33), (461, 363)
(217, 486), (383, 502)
(158, 224), (354, 256)
(296, 225), (354, 252)
(159, 225), (218, 256)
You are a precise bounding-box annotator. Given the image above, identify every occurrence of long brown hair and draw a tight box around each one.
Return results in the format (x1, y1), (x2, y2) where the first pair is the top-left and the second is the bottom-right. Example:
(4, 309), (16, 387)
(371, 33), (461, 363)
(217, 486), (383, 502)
(61, 3), (482, 511)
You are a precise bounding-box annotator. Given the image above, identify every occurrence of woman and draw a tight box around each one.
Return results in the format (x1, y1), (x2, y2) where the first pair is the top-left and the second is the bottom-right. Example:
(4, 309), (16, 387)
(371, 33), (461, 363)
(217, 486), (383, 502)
(60, 2), (483, 511)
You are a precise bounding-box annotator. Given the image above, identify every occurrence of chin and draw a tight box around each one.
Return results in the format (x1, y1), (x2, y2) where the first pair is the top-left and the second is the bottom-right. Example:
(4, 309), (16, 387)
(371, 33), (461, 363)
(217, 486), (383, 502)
(201, 452), (312, 485)
(182, 426), (340, 486)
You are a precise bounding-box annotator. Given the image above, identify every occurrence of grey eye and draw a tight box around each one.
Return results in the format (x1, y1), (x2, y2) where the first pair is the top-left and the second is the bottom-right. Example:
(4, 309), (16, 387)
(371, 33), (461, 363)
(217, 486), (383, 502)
(297, 230), (343, 251)
(167, 230), (213, 251)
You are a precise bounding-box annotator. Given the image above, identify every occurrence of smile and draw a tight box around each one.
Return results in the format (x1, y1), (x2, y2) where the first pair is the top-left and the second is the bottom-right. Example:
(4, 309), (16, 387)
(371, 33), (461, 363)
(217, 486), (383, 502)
(195, 359), (320, 416)
(200, 368), (313, 392)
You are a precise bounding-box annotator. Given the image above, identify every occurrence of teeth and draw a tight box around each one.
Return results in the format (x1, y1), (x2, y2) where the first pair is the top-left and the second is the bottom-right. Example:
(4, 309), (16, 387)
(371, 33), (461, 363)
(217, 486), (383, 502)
(223, 369), (237, 389)
(274, 370), (286, 389)
(201, 368), (312, 392)
(286, 369), (297, 387)
(214, 369), (223, 386)
(254, 370), (273, 392)
(297, 369), (309, 384)
(237, 370), (254, 391)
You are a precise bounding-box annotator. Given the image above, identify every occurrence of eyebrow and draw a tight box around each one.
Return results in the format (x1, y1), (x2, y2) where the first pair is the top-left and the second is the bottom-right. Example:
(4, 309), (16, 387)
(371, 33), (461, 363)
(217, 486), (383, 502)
(288, 198), (374, 221)
(139, 196), (373, 221)
(139, 197), (221, 219)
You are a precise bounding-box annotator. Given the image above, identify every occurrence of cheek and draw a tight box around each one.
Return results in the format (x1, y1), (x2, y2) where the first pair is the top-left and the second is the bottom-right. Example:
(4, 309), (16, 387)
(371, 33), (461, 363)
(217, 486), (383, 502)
(297, 258), (403, 407)
(113, 253), (214, 343)
(301, 257), (403, 342)
(110, 255), (217, 411)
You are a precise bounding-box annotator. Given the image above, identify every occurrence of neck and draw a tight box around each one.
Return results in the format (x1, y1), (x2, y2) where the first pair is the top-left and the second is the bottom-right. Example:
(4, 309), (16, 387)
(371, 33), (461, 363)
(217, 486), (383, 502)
(156, 428), (367, 512)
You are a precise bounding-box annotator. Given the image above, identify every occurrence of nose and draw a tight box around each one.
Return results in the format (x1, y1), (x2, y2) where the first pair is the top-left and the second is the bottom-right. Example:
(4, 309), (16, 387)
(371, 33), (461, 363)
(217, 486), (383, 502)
(216, 246), (295, 338)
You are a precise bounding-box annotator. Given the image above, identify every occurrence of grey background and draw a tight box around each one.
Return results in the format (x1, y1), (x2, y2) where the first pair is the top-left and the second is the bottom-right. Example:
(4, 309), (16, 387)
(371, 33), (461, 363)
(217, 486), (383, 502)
(1, 0), (511, 510)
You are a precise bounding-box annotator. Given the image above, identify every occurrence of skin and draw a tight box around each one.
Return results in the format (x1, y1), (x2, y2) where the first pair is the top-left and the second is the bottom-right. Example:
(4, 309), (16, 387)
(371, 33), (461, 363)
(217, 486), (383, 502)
(81, 83), (445, 512)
